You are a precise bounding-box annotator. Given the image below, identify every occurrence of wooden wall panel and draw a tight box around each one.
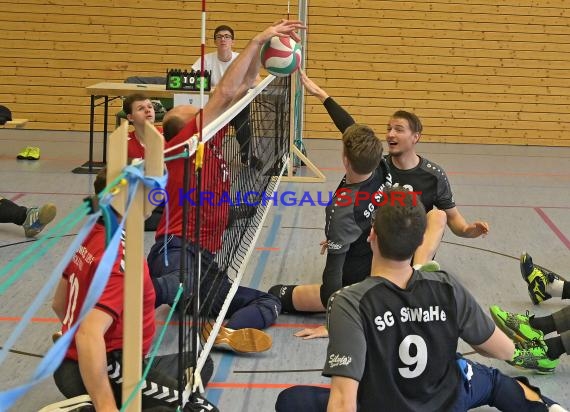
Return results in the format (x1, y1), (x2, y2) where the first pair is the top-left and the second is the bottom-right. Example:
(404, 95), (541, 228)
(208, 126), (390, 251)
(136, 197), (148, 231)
(1, 0), (569, 146)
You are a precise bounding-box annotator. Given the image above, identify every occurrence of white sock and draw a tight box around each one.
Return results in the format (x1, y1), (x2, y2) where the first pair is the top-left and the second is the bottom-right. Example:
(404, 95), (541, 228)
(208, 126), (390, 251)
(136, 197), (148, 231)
(546, 278), (564, 298)
(548, 404), (568, 412)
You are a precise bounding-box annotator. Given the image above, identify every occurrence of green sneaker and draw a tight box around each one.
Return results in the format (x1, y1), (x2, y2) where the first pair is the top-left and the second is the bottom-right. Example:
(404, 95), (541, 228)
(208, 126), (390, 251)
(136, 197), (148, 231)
(489, 305), (543, 343)
(508, 340), (559, 374)
(26, 146), (40, 160)
(16, 147), (31, 159)
(22, 203), (57, 237)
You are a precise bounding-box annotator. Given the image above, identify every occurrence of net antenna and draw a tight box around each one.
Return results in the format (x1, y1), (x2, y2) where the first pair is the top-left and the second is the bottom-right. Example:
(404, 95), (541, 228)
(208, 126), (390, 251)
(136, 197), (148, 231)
(281, 0), (326, 183)
(179, 0), (209, 407)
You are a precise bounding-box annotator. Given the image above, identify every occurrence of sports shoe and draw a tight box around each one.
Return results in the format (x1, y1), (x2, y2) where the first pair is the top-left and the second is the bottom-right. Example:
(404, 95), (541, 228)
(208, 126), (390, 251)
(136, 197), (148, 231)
(520, 252), (563, 304)
(37, 395), (93, 412)
(508, 339), (559, 374)
(489, 305), (543, 343)
(17, 147), (31, 159)
(52, 330), (63, 343)
(185, 392), (220, 412)
(202, 323), (272, 353)
(26, 146), (40, 160)
(22, 203), (57, 237)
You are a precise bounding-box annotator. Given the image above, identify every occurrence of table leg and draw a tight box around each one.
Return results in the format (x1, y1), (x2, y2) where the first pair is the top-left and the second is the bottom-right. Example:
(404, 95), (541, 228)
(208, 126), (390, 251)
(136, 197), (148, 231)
(89, 94), (95, 173)
(103, 96), (109, 164)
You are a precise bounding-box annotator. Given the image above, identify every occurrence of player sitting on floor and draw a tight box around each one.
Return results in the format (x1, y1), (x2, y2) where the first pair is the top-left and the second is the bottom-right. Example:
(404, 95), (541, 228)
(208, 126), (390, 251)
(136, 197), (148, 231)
(489, 252), (570, 374)
(147, 19), (305, 353)
(275, 187), (566, 412)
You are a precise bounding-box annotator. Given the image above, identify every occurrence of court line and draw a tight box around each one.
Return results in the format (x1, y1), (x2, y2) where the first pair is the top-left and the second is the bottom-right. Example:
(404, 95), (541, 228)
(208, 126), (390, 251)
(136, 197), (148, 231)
(534, 207), (570, 250)
(206, 213), (284, 406)
(316, 167), (570, 178)
(208, 382), (329, 389)
(0, 317), (322, 330)
(8, 193), (25, 202)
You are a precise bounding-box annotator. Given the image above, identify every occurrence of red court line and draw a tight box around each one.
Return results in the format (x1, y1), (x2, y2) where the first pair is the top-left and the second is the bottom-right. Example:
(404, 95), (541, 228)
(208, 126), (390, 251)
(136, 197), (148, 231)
(0, 317), (59, 323)
(534, 208), (570, 250)
(447, 171), (570, 178)
(1, 191), (89, 196)
(255, 247), (280, 251)
(0, 317), (321, 329)
(271, 323), (323, 328)
(208, 382), (329, 389)
(318, 168), (570, 178)
(458, 204), (570, 210)
(8, 193), (25, 202)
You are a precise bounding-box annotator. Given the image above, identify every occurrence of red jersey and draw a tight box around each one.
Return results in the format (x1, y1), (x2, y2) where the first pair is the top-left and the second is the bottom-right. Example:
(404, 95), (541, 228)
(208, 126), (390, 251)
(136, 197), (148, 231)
(127, 126), (163, 159)
(61, 222), (156, 360)
(155, 118), (230, 252)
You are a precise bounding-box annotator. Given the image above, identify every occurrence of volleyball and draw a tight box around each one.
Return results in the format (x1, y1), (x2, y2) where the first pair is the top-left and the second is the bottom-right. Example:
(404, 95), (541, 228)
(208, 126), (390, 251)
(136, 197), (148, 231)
(260, 36), (302, 77)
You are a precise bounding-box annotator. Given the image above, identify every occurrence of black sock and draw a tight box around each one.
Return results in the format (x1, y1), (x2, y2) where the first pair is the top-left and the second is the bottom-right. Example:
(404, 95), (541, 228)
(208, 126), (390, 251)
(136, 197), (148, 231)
(562, 281), (570, 300)
(545, 336), (565, 360)
(268, 284), (297, 313)
(529, 314), (556, 335)
(0, 198), (28, 225)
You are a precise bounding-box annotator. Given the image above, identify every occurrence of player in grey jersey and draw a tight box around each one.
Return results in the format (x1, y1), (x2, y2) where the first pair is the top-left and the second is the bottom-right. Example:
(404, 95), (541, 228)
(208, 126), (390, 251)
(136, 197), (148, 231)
(276, 186), (565, 412)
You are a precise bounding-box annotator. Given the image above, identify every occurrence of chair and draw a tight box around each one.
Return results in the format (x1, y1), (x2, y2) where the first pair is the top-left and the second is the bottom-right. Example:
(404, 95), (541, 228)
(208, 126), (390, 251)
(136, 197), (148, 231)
(114, 76), (174, 128)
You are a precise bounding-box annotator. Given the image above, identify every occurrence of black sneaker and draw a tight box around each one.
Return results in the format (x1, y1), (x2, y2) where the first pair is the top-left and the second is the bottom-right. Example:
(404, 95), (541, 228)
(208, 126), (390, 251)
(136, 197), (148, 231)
(184, 393), (220, 412)
(520, 252), (564, 304)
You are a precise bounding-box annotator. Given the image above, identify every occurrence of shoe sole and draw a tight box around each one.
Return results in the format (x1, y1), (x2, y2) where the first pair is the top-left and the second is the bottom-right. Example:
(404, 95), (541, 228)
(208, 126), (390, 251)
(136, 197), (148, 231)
(509, 363), (556, 375)
(204, 324), (272, 353)
(489, 309), (527, 344)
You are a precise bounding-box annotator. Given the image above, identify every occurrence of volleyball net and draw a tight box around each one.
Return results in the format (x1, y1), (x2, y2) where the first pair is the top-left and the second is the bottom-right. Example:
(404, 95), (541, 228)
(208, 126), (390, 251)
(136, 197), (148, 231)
(0, 74), (292, 410)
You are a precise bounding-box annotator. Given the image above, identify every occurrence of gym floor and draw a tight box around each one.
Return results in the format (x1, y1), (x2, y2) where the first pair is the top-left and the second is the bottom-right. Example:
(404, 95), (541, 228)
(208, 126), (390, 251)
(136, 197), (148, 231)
(0, 128), (568, 411)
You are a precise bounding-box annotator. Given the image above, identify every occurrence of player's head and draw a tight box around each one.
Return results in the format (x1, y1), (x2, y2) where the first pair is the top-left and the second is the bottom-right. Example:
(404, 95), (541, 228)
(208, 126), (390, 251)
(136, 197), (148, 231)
(342, 123), (383, 175)
(162, 105), (199, 142)
(214, 25), (234, 52)
(370, 187), (426, 261)
(386, 110), (422, 157)
(123, 93), (155, 126)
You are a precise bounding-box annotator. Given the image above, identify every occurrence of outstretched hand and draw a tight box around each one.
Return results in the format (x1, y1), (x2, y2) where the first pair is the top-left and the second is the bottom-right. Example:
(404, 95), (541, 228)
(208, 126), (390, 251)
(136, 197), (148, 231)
(294, 325), (329, 340)
(257, 19), (305, 44)
(466, 221), (490, 238)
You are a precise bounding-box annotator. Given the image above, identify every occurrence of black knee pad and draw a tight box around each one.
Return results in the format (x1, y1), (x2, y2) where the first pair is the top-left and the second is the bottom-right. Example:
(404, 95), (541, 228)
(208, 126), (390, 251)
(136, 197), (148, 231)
(268, 284), (296, 313)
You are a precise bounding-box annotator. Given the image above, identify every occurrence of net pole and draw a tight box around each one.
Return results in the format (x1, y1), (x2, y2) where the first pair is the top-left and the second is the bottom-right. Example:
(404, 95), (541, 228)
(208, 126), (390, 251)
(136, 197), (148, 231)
(178, 145), (191, 409)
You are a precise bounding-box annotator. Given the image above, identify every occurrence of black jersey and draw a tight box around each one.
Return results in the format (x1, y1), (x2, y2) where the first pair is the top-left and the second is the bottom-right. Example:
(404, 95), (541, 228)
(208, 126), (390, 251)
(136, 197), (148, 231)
(318, 97), (392, 306)
(325, 157), (391, 255)
(386, 155), (455, 212)
(323, 270), (494, 412)
(319, 159), (392, 306)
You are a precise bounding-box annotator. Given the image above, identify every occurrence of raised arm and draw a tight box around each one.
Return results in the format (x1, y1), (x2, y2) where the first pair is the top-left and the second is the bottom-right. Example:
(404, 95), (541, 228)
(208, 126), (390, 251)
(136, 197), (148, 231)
(201, 20), (304, 128)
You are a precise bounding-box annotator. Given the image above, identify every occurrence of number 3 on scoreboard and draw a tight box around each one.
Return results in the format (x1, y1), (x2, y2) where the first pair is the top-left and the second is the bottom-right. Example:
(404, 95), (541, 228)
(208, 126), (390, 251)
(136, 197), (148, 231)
(398, 335), (428, 378)
(169, 75), (182, 89)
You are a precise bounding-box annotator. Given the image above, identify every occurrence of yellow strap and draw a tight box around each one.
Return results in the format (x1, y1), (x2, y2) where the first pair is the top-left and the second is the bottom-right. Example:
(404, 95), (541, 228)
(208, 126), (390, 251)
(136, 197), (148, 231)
(195, 142), (205, 170)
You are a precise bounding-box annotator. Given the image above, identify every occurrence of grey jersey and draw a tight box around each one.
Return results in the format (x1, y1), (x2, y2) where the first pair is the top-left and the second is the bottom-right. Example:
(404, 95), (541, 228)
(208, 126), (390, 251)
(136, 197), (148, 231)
(323, 270), (494, 412)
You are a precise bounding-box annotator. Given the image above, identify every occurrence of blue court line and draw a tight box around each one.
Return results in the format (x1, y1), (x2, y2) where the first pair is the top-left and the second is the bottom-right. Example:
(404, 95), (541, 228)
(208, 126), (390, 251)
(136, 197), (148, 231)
(206, 208), (284, 406)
